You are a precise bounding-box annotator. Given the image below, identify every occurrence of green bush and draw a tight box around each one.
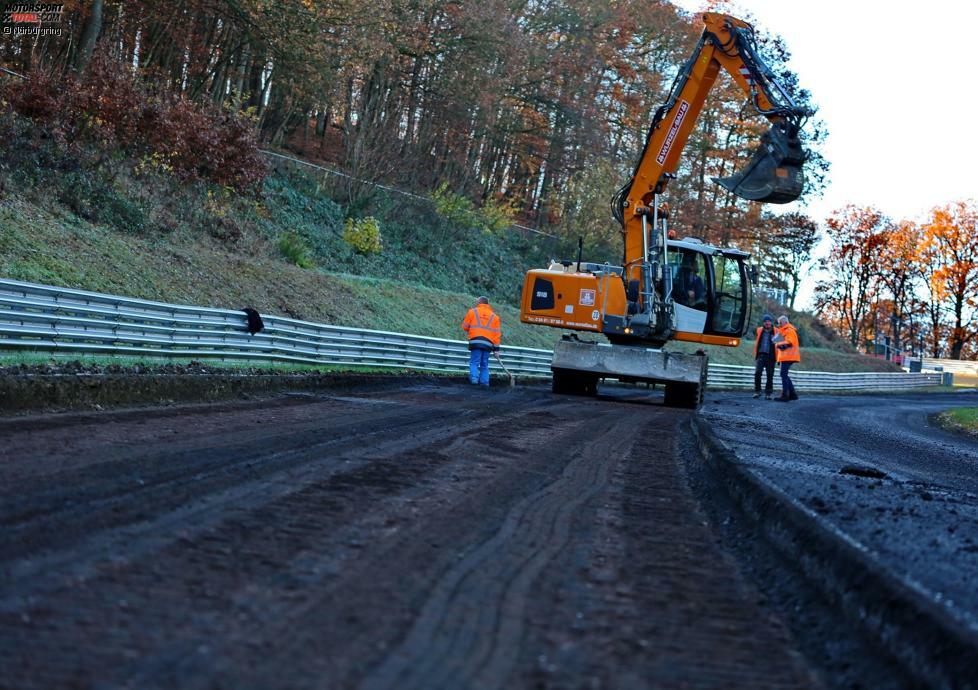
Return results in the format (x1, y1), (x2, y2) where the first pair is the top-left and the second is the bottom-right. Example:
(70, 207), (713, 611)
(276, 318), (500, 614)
(478, 197), (516, 234)
(430, 183), (478, 229)
(260, 170), (344, 257)
(429, 183), (514, 235)
(343, 216), (383, 254)
(278, 232), (315, 268)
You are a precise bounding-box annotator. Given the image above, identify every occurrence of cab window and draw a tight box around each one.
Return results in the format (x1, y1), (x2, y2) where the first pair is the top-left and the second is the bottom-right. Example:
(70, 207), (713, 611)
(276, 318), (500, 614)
(711, 254), (746, 334)
(668, 248), (708, 311)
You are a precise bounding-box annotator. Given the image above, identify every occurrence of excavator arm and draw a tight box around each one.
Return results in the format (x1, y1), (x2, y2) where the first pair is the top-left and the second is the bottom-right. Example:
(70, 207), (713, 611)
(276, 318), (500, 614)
(613, 12), (809, 268)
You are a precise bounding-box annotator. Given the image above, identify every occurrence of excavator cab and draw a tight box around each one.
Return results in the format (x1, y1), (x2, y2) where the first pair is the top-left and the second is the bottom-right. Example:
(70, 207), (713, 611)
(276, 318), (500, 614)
(714, 120), (806, 204)
(666, 241), (752, 342)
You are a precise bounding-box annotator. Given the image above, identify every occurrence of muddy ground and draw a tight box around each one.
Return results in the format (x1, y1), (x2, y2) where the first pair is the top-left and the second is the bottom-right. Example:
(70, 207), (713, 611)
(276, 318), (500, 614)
(702, 391), (978, 640)
(0, 380), (840, 690)
(6, 381), (967, 688)
(0, 362), (438, 413)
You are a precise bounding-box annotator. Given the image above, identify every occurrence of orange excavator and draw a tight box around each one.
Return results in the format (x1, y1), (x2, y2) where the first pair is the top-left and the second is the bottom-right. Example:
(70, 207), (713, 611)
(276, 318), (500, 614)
(520, 12), (810, 407)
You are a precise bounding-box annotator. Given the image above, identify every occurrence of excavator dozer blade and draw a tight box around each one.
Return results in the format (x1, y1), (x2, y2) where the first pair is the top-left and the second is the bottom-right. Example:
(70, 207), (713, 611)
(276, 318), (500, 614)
(713, 121), (805, 204)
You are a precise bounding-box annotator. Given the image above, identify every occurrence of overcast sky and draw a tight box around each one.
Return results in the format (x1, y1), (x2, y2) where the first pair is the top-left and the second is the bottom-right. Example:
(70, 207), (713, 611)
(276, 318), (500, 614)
(671, 0), (978, 307)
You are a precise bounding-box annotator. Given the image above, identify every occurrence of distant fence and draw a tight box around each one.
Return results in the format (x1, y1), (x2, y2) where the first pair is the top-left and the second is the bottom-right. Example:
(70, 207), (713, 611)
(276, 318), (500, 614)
(0, 279), (942, 391)
(708, 363), (941, 391)
(918, 357), (978, 376)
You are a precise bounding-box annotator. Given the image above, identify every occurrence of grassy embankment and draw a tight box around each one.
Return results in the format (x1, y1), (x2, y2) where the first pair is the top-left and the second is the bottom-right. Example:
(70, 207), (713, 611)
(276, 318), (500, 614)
(0, 137), (897, 372)
(0, 159), (560, 346)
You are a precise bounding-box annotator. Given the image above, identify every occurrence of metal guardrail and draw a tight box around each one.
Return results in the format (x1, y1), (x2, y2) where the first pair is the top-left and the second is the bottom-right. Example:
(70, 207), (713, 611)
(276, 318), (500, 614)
(0, 279), (943, 391)
(0, 279), (553, 376)
(708, 363), (941, 391)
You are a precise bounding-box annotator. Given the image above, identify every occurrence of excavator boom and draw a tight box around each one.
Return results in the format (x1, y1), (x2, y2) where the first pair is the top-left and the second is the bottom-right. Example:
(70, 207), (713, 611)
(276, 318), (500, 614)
(616, 12), (809, 267)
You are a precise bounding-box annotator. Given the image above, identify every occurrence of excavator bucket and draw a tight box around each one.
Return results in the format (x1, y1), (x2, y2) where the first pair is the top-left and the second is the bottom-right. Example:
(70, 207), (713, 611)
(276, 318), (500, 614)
(714, 121), (806, 204)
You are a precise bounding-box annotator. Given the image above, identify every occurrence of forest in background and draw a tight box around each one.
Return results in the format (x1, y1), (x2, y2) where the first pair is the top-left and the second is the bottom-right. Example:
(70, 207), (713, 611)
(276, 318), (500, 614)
(815, 201), (978, 360)
(2, 1), (976, 359)
(0, 0), (827, 280)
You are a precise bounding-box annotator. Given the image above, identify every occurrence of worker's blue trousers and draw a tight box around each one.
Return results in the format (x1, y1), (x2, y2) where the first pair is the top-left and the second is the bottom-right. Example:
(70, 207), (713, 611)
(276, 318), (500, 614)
(780, 361), (796, 398)
(469, 348), (491, 386)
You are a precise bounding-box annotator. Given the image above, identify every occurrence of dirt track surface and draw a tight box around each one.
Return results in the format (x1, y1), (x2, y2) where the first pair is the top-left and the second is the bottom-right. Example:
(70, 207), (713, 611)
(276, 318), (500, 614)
(703, 391), (978, 634)
(0, 381), (822, 689)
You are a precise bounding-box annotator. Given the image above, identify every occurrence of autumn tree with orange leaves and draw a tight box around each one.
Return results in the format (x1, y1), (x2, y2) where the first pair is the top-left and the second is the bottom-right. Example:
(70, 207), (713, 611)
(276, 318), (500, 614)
(876, 220), (921, 355)
(914, 227), (947, 358)
(923, 200), (978, 359)
(814, 206), (889, 348)
(0, 0), (828, 244)
(812, 200), (978, 360)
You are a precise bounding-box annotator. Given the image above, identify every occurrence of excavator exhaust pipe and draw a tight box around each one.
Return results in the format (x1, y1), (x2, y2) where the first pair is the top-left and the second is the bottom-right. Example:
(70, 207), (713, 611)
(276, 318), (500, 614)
(714, 120), (805, 204)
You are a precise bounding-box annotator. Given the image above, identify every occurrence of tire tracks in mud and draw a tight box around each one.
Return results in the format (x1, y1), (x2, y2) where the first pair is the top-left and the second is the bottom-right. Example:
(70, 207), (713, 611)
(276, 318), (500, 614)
(359, 412), (635, 690)
(1, 402), (451, 554)
(0, 387), (559, 688)
(1, 399), (475, 609)
(2, 383), (828, 689)
(167, 402), (591, 690)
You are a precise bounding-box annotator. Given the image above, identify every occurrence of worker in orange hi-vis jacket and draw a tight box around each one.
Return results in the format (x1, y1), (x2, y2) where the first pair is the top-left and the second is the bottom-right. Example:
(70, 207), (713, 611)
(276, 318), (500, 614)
(774, 314), (801, 402)
(461, 296), (501, 387)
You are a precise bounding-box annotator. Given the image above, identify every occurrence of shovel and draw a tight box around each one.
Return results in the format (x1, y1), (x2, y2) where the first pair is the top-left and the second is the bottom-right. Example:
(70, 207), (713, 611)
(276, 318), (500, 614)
(493, 350), (516, 387)
(714, 120), (806, 204)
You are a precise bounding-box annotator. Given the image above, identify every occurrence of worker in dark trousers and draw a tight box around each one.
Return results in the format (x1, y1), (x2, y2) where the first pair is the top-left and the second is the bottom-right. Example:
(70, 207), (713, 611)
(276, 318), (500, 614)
(775, 314), (801, 402)
(752, 314), (777, 399)
(461, 296), (502, 387)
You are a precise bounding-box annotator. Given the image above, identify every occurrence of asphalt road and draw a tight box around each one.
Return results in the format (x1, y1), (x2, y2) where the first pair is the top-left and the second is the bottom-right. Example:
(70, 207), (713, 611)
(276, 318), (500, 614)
(702, 390), (978, 635)
(0, 381), (821, 690)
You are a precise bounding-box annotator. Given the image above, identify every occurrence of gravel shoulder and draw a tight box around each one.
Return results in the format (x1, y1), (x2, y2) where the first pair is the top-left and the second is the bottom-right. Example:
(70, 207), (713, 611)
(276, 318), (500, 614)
(700, 391), (978, 636)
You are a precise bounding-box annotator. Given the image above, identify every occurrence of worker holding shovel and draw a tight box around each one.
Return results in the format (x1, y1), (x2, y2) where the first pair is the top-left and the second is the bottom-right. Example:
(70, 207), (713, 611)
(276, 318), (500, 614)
(461, 296), (502, 387)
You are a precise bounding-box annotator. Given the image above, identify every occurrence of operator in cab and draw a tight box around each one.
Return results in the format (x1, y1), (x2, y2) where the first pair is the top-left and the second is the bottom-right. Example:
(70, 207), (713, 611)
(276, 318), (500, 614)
(461, 296), (502, 387)
(674, 252), (707, 310)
